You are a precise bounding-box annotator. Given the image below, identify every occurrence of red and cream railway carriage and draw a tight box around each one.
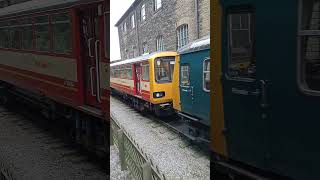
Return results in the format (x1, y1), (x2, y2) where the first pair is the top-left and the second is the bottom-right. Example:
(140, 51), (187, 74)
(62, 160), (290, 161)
(0, 0), (109, 156)
(111, 51), (177, 116)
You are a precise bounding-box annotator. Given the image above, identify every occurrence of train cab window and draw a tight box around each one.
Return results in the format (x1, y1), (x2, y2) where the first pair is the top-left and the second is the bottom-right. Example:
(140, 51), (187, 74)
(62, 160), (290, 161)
(35, 16), (50, 51)
(203, 58), (210, 91)
(52, 13), (72, 54)
(142, 64), (150, 81)
(299, 0), (320, 91)
(21, 18), (33, 50)
(180, 64), (190, 87)
(228, 11), (256, 79)
(155, 57), (175, 83)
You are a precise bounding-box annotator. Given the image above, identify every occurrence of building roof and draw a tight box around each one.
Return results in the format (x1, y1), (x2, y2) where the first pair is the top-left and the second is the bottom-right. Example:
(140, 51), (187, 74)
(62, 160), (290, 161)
(178, 35), (210, 54)
(0, 0), (101, 18)
(115, 0), (141, 27)
(111, 51), (177, 67)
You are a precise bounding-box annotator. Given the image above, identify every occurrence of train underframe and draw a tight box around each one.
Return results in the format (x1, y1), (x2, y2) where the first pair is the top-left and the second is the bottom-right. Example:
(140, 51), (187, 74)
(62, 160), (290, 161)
(0, 81), (108, 160)
(111, 88), (174, 116)
(177, 112), (210, 144)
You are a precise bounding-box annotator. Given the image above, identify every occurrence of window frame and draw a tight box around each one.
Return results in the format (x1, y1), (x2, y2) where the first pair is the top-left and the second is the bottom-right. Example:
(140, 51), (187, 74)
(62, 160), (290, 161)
(51, 12), (73, 54)
(297, 0), (320, 96)
(203, 58), (210, 92)
(177, 24), (189, 49)
(226, 8), (256, 82)
(154, 0), (162, 11)
(142, 63), (150, 81)
(131, 14), (135, 29)
(154, 57), (175, 84)
(156, 35), (164, 51)
(141, 4), (146, 22)
(180, 63), (190, 87)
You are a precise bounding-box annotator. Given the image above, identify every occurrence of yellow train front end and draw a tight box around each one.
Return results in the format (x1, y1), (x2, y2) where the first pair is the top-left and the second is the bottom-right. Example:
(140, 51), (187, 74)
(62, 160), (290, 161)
(148, 51), (178, 116)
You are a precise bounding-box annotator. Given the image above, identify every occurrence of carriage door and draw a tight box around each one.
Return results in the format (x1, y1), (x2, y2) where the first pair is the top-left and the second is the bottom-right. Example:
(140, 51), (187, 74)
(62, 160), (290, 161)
(80, 5), (103, 107)
(135, 64), (142, 96)
(221, 9), (269, 168)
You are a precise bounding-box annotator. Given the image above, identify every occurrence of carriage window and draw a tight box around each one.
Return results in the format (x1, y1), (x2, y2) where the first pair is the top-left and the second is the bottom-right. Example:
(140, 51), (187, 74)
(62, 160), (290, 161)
(35, 16), (50, 51)
(142, 64), (149, 81)
(21, 19), (33, 50)
(0, 21), (9, 48)
(299, 0), (320, 91)
(203, 59), (210, 91)
(228, 11), (256, 79)
(180, 64), (190, 87)
(126, 68), (132, 79)
(52, 13), (72, 53)
(155, 57), (175, 83)
(11, 20), (21, 49)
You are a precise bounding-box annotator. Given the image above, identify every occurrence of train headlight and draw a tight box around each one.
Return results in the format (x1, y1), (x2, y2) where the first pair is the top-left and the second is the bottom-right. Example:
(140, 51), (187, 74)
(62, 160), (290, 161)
(153, 92), (165, 98)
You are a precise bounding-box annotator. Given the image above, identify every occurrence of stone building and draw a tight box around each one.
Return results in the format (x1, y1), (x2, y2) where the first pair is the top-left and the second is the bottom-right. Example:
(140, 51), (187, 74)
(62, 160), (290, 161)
(115, 0), (210, 60)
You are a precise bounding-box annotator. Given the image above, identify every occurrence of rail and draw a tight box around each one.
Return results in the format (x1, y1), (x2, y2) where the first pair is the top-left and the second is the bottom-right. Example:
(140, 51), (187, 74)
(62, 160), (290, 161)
(111, 112), (167, 180)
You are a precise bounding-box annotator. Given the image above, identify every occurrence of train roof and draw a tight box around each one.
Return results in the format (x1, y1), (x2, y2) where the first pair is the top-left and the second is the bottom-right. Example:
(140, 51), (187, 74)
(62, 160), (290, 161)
(0, 0), (102, 18)
(178, 35), (210, 54)
(111, 51), (177, 67)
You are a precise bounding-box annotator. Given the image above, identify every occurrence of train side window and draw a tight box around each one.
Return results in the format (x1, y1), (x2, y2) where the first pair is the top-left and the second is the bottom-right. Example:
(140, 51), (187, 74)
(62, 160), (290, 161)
(228, 11), (256, 79)
(0, 21), (8, 48)
(299, 0), (320, 92)
(35, 16), (50, 51)
(126, 67), (132, 79)
(21, 18), (33, 50)
(11, 20), (21, 49)
(203, 58), (210, 92)
(52, 13), (72, 54)
(142, 64), (150, 81)
(180, 64), (190, 87)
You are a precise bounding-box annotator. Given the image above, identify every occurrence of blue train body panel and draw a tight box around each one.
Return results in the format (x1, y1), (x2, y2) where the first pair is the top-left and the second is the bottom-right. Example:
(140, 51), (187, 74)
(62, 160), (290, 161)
(179, 36), (210, 126)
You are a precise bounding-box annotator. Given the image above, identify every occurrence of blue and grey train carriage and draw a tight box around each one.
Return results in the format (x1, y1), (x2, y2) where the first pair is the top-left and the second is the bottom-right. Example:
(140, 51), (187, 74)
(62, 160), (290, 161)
(172, 36), (210, 143)
(211, 0), (320, 179)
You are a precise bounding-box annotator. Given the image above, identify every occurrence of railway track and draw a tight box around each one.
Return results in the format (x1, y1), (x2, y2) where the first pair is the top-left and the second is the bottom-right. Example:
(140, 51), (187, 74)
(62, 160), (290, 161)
(0, 103), (107, 180)
(113, 94), (210, 152)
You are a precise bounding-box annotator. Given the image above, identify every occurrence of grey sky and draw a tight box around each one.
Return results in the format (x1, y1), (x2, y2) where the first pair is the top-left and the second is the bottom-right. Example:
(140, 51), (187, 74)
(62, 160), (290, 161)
(110, 0), (134, 61)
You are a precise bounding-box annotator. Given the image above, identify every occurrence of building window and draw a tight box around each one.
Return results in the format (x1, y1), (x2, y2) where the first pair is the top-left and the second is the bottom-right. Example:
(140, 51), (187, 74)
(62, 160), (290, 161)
(203, 58), (210, 91)
(142, 42), (148, 54)
(154, 0), (162, 11)
(177, 24), (188, 49)
(299, 0), (320, 92)
(141, 4), (146, 21)
(228, 11), (256, 79)
(156, 35), (164, 51)
(180, 64), (190, 87)
(131, 14), (135, 29)
(142, 64), (149, 81)
(123, 22), (127, 33)
(35, 16), (50, 51)
(52, 13), (72, 54)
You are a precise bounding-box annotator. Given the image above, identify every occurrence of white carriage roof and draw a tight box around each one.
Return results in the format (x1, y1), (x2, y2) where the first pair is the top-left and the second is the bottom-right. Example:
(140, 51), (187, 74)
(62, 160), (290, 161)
(0, 0), (101, 18)
(110, 51), (176, 67)
(178, 35), (210, 54)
